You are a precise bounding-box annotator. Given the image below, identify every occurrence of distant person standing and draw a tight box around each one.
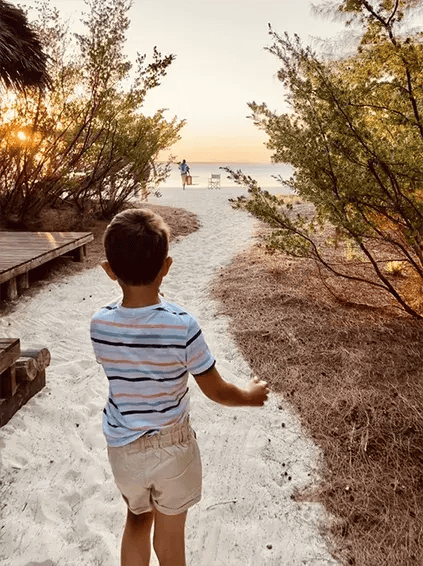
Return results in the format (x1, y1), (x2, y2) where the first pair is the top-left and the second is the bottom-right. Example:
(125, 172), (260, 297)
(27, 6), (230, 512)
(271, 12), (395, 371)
(179, 159), (190, 189)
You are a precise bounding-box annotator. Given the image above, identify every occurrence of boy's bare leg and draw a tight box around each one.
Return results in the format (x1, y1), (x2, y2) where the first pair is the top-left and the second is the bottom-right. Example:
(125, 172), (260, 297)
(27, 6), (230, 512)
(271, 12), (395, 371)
(153, 510), (187, 566)
(121, 509), (154, 566)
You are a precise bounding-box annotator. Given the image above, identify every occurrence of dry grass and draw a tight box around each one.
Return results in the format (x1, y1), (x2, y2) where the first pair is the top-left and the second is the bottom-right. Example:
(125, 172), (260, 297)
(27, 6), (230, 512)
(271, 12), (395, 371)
(277, 193), (304, 205)
(212, 224), (423, 566)
(0, 201), (200, 315)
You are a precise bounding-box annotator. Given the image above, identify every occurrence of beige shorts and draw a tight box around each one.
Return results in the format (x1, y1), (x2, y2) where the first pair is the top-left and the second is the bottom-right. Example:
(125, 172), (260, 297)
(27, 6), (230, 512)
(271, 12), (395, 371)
(107, 419), (202, 516)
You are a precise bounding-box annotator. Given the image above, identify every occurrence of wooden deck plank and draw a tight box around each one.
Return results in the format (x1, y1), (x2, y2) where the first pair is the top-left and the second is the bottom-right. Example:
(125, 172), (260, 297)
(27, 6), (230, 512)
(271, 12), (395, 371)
(0, 232), (93, 284)
(0, 339), (20, 374)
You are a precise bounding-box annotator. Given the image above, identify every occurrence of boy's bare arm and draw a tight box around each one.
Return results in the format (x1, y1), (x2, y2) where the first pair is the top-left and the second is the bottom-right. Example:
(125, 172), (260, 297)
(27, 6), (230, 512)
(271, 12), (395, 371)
(194, 366), (269, 407)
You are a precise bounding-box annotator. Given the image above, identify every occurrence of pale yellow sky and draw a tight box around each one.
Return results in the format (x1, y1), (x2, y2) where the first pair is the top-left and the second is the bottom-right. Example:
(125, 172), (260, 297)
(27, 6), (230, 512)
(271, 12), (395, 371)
(170, 127), (273, 163)
(23, 0), (344, 163)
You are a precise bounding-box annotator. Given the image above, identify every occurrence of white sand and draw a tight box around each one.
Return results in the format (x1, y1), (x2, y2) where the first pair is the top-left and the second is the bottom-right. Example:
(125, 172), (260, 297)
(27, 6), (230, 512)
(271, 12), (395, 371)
(0, 186), (338, 566)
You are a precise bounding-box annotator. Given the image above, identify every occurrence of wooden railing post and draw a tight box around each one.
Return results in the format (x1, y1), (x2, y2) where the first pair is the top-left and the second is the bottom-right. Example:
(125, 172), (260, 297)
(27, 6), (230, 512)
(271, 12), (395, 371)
(6, 277), (17, 300)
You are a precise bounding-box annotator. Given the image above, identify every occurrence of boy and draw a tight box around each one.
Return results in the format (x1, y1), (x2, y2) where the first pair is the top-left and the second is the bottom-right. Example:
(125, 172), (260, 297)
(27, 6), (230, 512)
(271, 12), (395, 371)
(90, 208), (269, 566)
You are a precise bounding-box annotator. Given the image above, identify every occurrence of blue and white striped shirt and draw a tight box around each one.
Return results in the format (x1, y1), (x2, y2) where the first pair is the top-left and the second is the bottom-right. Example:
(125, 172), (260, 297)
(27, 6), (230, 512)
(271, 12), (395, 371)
(90, 298), (215, 446)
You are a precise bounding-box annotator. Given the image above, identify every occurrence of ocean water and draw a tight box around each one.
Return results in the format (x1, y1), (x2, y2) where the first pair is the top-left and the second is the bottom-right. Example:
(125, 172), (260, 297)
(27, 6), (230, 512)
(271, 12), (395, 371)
(157, 162), (294, 194)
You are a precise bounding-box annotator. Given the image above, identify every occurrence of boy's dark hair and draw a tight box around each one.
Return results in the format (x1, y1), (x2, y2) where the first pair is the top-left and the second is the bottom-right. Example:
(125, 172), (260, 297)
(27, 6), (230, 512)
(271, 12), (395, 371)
(104, 208), (170, 285)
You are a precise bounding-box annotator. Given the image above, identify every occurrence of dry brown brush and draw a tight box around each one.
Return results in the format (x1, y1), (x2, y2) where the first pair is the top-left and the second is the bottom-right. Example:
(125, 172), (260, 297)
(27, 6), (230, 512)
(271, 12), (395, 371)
(213, 235), (423, 566)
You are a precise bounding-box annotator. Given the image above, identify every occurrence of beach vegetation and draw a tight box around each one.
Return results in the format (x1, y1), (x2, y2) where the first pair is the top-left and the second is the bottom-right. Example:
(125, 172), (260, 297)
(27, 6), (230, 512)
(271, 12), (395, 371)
(222, 1), (423, 564)
(0, 0), (183, 227)
(228, 0), (423, 318)
(213, 240), (423, 566)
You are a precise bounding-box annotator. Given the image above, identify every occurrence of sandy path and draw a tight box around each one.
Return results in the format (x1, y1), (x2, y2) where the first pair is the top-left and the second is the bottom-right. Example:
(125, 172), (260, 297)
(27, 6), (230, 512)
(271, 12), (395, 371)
(0, 186), (337, 566)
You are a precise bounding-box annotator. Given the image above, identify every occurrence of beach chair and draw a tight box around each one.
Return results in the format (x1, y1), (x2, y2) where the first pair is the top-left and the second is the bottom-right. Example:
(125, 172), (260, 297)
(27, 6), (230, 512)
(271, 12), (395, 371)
(208, 174), (221, 189)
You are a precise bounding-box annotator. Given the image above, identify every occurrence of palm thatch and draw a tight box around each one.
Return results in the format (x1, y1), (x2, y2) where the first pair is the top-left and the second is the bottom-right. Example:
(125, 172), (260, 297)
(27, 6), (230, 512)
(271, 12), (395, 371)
(0, 0), (50, 92)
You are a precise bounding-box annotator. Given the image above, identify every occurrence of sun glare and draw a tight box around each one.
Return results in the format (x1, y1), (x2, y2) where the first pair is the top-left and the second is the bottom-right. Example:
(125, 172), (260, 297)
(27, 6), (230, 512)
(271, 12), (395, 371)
(17, 131), (27, 141)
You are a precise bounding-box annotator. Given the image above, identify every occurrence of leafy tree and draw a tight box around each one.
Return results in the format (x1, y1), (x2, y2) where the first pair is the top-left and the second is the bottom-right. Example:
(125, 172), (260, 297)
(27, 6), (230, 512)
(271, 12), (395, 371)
(229, 0), (423, 317)
(0, 0), (183, 225)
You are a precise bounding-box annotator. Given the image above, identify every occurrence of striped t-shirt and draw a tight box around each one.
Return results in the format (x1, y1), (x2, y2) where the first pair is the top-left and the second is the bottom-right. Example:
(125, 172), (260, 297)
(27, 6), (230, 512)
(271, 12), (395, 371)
(90, 298), (215, 447)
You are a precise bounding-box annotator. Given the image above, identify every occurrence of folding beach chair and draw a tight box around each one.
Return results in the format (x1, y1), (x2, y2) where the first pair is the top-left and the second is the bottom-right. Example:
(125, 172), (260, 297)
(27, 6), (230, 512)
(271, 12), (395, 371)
(208, 174), (221, 189)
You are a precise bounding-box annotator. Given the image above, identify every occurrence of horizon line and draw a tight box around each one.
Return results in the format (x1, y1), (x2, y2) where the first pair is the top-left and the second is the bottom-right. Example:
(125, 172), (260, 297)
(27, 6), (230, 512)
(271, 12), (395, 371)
(160, 160), (276, 165)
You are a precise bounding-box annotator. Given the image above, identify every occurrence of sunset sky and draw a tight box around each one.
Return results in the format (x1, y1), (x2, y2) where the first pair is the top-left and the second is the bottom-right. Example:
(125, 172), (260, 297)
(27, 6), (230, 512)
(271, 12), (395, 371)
(22, 0), (344, 163)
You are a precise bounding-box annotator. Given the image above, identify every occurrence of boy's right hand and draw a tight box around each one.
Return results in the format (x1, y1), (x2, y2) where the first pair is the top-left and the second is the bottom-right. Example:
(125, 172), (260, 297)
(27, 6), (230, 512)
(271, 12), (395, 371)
(245, 377), (269, 406)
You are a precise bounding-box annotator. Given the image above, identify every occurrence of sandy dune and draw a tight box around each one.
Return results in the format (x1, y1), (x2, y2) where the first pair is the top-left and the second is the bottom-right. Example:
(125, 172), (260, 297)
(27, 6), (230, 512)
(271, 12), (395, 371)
(0, 186), (338, 566)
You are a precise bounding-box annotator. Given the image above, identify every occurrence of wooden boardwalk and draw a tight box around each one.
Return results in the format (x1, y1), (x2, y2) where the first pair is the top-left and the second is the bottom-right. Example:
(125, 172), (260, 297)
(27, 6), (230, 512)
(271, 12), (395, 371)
(0, 232), (93, 300)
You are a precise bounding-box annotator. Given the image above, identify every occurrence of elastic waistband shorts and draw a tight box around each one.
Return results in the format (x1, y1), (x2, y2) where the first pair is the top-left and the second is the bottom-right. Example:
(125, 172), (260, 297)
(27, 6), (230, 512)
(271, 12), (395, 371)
(107, 419), (202, 516)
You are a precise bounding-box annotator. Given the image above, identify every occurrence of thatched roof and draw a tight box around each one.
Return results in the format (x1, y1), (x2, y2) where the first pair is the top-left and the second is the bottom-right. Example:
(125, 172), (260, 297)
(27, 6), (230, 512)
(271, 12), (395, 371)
(0, 0), (50, 92)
